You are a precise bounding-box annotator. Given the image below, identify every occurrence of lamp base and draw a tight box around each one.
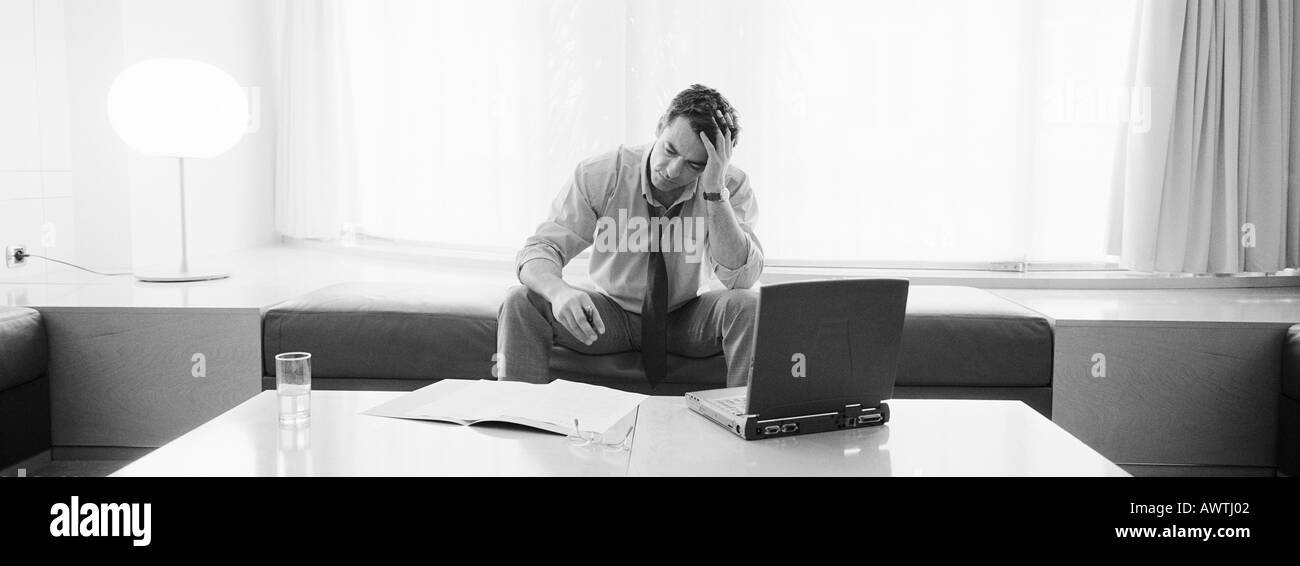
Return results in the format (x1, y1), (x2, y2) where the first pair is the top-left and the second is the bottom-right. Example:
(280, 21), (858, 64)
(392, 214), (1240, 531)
(135, 269), (231, 283)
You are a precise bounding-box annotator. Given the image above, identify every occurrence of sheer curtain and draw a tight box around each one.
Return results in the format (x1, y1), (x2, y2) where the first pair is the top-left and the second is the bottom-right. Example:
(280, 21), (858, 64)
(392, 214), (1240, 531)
(275, 0), (1137, 266)
(1110, 0), (1299, 273)
(273, 0), (360, 239)
(339, 0), (626, 250)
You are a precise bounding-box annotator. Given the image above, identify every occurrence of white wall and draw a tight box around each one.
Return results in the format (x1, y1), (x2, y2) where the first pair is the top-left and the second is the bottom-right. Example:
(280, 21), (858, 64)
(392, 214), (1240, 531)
(66, 0), (131, 276)
(0, 0), (275, 287)
(0, 0), (78, 284)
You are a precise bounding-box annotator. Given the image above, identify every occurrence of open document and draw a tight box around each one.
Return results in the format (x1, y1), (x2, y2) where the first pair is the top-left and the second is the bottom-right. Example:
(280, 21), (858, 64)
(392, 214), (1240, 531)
(362, 379), (648, 437)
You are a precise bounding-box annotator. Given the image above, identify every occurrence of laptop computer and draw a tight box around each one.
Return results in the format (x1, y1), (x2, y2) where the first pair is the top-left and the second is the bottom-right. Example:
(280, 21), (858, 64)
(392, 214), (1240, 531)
(686, 278), (909, 440)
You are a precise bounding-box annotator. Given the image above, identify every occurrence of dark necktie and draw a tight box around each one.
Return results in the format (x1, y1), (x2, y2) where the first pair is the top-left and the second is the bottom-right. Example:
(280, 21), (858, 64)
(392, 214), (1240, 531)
(641, 201), (681, 388)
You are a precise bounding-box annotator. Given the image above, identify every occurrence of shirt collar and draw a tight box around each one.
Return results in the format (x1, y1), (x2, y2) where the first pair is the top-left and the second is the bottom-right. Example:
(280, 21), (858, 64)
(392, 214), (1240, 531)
(640, 142), (697, 209)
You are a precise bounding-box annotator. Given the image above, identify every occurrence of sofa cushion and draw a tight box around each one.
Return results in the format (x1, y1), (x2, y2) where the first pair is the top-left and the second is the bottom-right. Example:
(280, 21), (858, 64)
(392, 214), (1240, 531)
(262, 282), (723, 389)
(1284, 324), (1300, 401)
(263, 282), (502, 382)
(899, 286), (1053, 388)
(263, 282), (1053, 392)
(0, 307), (48, 392)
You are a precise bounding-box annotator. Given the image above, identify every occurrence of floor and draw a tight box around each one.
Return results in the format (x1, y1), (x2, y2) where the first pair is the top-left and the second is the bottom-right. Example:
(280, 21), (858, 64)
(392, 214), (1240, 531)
(0, 451), (136, 478)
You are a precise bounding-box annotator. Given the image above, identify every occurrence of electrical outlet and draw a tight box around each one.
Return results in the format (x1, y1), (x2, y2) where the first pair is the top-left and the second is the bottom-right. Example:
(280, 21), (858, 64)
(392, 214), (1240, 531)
(5, 245), (27, 268)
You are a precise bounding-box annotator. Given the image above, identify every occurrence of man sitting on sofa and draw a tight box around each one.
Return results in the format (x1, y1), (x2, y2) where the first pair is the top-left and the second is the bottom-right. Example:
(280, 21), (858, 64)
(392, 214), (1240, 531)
(497, 84), (764, 388)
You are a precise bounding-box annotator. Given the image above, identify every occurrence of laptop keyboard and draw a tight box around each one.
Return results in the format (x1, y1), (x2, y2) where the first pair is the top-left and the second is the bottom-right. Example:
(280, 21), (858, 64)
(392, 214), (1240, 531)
(714, 396), (748, 415)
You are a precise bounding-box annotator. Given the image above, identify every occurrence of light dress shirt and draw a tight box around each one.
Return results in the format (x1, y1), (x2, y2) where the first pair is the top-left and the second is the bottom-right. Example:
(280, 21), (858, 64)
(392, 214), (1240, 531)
(516, 143), (764, 313)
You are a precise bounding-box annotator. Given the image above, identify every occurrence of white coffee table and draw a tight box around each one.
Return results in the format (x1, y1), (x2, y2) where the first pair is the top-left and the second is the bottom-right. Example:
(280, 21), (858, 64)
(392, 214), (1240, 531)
(630, 397), (1130, 476)
(112, 391), (630, 476)
(112, 391), (1129, 477)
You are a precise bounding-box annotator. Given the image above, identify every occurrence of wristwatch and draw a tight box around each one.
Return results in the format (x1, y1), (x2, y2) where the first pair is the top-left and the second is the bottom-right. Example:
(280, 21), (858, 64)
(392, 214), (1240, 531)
(703, 187), (730, 202)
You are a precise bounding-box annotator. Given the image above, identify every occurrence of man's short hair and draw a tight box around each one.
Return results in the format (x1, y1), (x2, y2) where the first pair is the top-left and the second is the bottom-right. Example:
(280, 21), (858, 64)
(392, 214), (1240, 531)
(660, 84), (740, 148)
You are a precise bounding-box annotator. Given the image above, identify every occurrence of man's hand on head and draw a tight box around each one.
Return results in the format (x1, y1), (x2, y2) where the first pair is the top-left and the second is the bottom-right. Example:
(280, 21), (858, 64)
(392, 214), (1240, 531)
(552, 287), (605, 346)
(698, 109), (736, 197)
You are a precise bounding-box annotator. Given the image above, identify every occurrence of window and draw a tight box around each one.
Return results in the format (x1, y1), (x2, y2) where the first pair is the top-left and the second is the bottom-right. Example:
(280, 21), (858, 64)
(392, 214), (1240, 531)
(287, 0), (1139, 268)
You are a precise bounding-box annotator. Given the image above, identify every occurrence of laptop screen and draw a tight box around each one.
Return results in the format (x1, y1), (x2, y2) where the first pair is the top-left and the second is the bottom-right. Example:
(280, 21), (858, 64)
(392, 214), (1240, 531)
(745, 279), (909, 419)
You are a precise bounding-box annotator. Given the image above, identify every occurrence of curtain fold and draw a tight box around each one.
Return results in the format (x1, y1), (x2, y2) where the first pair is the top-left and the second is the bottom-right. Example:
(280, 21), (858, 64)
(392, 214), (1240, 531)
(273, 0), (359, 239)
(1112, 0), (1299, 273)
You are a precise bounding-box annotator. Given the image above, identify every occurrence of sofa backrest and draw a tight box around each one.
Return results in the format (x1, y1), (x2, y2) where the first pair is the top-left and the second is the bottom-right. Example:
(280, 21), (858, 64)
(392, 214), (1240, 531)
(0, 307), (48, 392)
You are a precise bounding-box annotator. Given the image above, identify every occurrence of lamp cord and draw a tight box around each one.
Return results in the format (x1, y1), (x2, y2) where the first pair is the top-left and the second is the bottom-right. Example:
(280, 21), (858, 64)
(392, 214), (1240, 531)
(13, 251), (133, 277)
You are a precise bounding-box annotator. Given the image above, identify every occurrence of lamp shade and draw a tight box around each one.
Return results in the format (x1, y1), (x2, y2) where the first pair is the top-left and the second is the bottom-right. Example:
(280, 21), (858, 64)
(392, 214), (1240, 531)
(107, 58), (248, 158)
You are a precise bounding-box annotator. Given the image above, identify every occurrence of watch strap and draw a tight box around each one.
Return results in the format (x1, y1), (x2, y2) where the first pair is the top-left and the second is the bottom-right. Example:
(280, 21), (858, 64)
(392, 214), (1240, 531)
(703, 187), (729, 202)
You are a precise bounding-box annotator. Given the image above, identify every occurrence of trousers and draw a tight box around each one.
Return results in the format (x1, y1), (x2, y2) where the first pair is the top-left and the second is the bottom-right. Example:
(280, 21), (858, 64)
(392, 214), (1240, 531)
(496, 285), (758, 388)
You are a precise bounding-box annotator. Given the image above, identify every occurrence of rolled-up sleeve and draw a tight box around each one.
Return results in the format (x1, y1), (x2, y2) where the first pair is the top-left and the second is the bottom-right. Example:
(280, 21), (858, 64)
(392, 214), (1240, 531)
(516, 164), (601, 279)
(711, 172), (765, 289)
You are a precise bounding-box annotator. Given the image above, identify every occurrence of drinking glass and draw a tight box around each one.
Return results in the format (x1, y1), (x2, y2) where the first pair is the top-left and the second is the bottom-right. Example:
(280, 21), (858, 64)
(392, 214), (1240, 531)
(276, 352), (311, 425)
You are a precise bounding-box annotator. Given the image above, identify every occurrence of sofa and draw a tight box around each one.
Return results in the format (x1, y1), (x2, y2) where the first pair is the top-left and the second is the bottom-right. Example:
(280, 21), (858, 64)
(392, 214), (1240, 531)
(1282, 325), (1300, 476)
(0, 306), (50, 469)
(262, 281), (1055, 416)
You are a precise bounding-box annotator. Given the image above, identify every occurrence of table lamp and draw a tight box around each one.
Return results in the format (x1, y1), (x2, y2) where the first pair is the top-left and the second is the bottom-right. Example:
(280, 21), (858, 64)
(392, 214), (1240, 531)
(107, 58), (249, 282)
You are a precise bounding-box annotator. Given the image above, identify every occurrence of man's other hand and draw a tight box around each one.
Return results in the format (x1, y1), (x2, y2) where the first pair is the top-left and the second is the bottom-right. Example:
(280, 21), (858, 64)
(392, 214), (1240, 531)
(552, 287), (606, 346)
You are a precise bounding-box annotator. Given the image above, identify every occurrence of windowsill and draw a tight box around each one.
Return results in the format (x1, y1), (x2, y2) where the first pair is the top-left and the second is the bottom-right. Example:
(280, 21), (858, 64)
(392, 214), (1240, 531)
(760, 265), (1300, 289)
(285, 238), (1300, 290)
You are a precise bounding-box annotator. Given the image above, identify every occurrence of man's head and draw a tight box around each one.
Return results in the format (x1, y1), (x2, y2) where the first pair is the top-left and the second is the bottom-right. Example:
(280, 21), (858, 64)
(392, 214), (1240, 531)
(649, 84), (741, 193)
